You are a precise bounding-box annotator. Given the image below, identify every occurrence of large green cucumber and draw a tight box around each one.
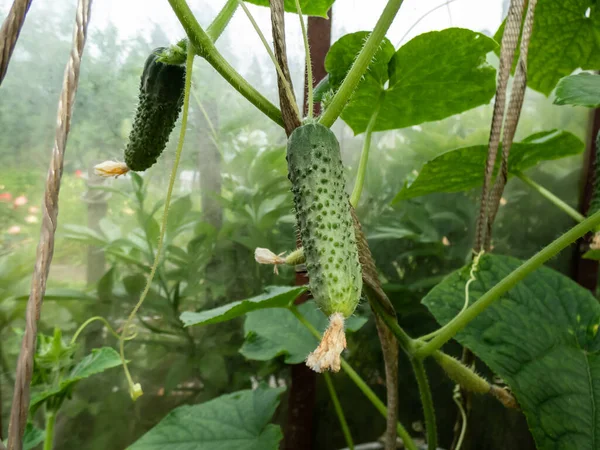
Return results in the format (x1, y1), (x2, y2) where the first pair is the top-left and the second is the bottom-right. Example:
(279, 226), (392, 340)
(287, 122), (362, 317)
(124, 47), (185, 172)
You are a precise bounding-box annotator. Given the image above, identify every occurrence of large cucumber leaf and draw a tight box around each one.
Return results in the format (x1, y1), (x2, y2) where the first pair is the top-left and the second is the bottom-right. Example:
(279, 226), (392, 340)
(324, 28), (497, 134)
(240, 301), (367, 363)
(393, 130), (583, 202)
(423, 254), (600, 450)
(494, 0), (600, 96)
(244, 0), (333, 17)
(129, 386), (285, 450)
(181, 286), (307, 327)
(554, 73), (600, 108)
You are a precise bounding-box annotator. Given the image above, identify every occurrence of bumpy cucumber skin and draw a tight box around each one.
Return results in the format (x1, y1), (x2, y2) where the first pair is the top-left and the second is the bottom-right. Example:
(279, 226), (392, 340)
(124, 47), (185, 172)
(287, 123), (362, 317)
(589, 130), (600, 217)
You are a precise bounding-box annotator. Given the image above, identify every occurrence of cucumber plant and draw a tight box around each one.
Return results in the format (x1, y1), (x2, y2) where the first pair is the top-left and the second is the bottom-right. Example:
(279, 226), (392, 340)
(7, 0), (600, 450)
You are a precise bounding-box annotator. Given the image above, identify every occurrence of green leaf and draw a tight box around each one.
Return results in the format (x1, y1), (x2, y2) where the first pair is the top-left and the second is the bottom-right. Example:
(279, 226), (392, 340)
(394, 130), (583, 202)
(240, 301), (368, 364)
(326, 28), (497, 134)
(180, 286), (307, 327)
(30, 347), (122, 409)
(583, 248), (600, 261)
(494, 0), (600, 96)
(554, 72), (600, 108)
(129, 386), (285, 450)
(325, 31), (395, 90)
(422, 254), (600, 450)
(244, 0), (333, 17)
(97, 267), (115, 300)
(23, 423), (45, 450)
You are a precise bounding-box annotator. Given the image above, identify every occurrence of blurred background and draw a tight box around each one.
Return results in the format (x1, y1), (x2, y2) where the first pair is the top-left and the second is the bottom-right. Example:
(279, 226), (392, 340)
(0, 0), (591, 448)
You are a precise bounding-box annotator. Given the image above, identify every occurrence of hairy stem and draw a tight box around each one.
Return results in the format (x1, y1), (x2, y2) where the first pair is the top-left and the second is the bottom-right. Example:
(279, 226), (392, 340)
(412, 359), (438, 450)
(289, 306), (418, 450)
(168, 0), (284, 127)
(119, 45), (195, 400)
(517, 171), (585, 223)
(43, 411), (56, 450)
(351, 101), (381, 207)
(319, 0), (404, 128)
(206, 0), (238, 41)
(414, 209), (600, 359)
(323, 373), (354, 450)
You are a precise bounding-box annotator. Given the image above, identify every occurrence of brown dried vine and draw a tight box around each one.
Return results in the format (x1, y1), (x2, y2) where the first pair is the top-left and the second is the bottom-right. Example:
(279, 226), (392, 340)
(455, 1), (538, 448)
(352, 208), (399, 450)
(0, 0), (33, 85)
(6, 1), (92, 449)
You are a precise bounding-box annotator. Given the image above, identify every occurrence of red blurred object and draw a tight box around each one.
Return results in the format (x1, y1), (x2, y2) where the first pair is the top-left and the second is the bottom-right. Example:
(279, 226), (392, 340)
(75, 169), (83, 178)
(0, 192), (12, 202)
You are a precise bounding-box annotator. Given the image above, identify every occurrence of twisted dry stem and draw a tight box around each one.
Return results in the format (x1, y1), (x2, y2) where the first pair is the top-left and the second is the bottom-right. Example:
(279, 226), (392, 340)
(0, 0), (33, 85)
(485, 0), (538, 250)
(474, 0), (525, 252)
(269, 0), (301, 136)
(6, 1), (92, 449)
(352, 207), (399, 450)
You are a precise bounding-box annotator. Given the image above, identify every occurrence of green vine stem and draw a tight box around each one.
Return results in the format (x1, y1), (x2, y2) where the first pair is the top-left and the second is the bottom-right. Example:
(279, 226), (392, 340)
(294, 0), (313, 118)
(319, 0), (405, 128)
(43, 410), (56, 450)
(168, 0), (284, 128)
(289, 306), (418, 450)
(206, 0), (238, 42)
(70, 316), (128, 345)
(414, 209), (600, 359)
(412, 359), (438, 450)
(350, 101), (382, 207)
(323, 372), (355, 450)
(517, 171), (585, 223)
(119, 45), (195, 401)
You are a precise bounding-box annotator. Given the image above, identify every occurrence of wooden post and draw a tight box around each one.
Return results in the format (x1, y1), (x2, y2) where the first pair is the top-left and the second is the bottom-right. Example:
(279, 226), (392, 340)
(284, 9), (332, 450)
(571, 108), (600, 292)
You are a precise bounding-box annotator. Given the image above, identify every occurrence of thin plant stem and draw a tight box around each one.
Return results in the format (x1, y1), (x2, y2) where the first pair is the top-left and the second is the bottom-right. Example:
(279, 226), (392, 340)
(289, 306), (418, 450)
(412, 358), (437, 450)
(119, 45), (195, 400)
(294, 0), (313, 118)
(70, 316), (130, 345)
(190, 87), (221, 152)
(206, 0), (238, 42)
(323, 372), (354, 450)
(43, 411), (56, 450)
(453, 386), (468, 450)
(350, 102), (382, 207)
(319, 0), (405, 128)
(168, 0), (284, 127)
(414, 209), (600, 359)
(421, 250), (484, 341)
(517, 171), (585, 223)
(237, 0), (300, 120)
(396, 0), (458, 46)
